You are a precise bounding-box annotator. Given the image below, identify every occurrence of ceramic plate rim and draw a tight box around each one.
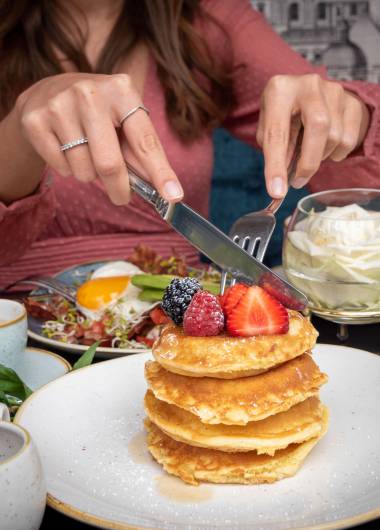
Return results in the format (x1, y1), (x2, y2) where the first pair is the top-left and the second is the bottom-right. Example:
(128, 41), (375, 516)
(14, 344), (380, 530)
(43, 493), (380, 530)
(27, 328), (150, 357)
(27, 259), (151, 357)
(24, 346), (72, 373)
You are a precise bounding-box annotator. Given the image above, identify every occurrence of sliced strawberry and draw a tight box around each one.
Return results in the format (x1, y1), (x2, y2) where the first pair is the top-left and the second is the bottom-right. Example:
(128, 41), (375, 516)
(226, 285), (289, 337)
(221, 284), (249, 315)
(259, 273), (306, 311)
(150, 306), (170, 325)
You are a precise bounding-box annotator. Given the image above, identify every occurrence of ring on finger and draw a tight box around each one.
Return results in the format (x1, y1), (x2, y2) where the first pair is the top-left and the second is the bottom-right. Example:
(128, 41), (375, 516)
(119, 105), (149, 127)
(60, 137), (89, 152)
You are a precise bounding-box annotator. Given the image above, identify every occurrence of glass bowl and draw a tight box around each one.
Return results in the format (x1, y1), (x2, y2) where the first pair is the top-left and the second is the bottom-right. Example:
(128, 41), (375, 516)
(283, 188), (380, 324)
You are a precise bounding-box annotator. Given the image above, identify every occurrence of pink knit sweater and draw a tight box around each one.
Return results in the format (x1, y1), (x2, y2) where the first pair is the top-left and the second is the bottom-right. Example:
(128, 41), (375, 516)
(1, 0), (380, 290)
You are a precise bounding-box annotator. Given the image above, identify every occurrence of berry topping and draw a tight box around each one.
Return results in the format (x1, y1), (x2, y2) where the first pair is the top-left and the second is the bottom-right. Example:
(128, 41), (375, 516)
(221, 284), (249, 315)
(259, 273), (306, 311)
(226, 285), (289, 337)
(183, 290), (224, 336)
(162, 277), (201, 324)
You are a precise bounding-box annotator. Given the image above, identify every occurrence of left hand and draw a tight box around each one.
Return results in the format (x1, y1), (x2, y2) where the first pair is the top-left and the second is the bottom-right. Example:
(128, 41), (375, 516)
(256, 74), (370, 198)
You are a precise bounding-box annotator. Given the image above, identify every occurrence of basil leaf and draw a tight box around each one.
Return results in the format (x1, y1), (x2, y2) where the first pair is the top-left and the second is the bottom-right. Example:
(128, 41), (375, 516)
(0, 390), (11, 407)
(0, 364), (33, 400)
(73, 341), (99, 370)
(0, 391), (22, 408)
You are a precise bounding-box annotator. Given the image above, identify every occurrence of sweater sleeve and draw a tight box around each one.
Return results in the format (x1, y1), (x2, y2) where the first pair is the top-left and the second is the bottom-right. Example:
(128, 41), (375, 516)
(203, 0), (380, 192)
(0, 170), (56, 267)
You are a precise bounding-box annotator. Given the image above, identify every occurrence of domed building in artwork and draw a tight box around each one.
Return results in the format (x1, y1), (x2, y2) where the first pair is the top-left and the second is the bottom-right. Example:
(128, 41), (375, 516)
(249, 0), (380, 81)
(322, 20), (367, 79)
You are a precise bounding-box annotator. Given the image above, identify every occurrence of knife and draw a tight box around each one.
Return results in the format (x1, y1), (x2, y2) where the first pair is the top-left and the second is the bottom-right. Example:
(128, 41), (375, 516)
(126, 164), (308, 310)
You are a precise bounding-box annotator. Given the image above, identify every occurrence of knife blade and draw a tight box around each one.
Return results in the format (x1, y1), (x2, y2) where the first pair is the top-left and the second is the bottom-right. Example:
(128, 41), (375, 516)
(127, 164), (308, 310)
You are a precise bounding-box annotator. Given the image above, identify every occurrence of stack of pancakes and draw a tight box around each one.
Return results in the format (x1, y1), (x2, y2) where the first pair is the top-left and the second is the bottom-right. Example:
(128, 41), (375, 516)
(144, 310), (328, 485)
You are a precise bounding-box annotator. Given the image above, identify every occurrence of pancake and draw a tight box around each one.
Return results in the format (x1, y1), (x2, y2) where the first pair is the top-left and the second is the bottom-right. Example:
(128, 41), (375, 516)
(145, 354), (328, 425)
(144, 391), (326, 455)
(152, 311), (318, 378)
(145, 409), (329, 485)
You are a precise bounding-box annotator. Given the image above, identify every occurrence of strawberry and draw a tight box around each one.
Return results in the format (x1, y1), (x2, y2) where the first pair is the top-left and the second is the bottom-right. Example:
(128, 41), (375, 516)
(221, 284), (249, 315)
(150, 306), (171, 325)
(226, 285), (289, 337)
(183, 290), (224, 336)
(259, 273), (306, 311)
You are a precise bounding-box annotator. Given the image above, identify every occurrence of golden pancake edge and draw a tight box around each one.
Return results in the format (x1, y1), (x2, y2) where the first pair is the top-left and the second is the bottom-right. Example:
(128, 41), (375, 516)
(145, 408), (329, 485)
(152, 311), (318, 378)
(145, 353), (328, 425)
(145, 391), (326, 455)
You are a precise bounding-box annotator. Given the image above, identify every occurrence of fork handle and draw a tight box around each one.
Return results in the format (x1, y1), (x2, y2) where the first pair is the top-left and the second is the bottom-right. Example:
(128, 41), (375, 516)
(266, 129), (303, 215)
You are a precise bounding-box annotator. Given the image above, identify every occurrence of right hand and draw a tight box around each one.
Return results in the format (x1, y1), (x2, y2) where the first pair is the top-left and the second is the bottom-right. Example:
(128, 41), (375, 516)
(16, 73), (184, 204)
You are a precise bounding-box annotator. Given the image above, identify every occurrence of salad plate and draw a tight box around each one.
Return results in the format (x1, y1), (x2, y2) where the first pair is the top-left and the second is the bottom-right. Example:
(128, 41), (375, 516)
(15, 344), (380, 530)
(27, 261), (151, 358)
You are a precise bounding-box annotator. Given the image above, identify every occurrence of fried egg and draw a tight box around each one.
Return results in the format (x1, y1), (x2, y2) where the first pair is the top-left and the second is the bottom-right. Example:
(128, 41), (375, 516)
(91, 261), (142, 279)
(76, 261), (151, 320)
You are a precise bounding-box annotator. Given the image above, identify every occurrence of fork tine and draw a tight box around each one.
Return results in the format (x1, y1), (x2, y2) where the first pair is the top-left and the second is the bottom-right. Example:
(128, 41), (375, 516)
(242, 236), (250, 251)
(38, 277), (76, 297)
(220, 234), (245, 293)
(247, 237), (261, 257)
(37, 281), (73, 300)
(255, 240), (270, 263)
(17, 278), (76, 303)
(229, 238), (248, 287)
(220, 271), (228, 295)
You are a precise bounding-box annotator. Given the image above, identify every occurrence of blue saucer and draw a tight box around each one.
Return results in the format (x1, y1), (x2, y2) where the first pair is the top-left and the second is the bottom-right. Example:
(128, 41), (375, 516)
(15, 348), (71, 391)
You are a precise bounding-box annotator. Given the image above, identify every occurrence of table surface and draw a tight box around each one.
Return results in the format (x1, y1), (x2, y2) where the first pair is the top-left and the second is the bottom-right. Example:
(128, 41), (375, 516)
(27, 316), (380, 529)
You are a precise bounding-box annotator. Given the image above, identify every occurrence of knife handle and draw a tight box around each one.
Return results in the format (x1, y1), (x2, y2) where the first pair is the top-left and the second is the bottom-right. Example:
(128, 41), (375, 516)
(126, 163), (172, 220)
(126, 163), (157, 203)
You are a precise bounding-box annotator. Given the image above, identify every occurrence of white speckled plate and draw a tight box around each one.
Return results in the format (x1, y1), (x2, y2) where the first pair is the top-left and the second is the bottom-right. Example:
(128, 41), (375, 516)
(14, 345), (380, 530)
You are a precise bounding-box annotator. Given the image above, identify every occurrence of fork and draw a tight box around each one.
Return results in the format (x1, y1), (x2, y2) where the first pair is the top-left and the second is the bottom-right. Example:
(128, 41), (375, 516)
(220, 131), (303, 294)
(16, 277), (77, 304)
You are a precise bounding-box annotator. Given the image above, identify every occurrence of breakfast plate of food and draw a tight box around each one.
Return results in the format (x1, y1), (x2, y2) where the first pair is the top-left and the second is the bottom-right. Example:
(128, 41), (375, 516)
(14, 346), (380, 530)
(24, 246), (220, 357)
(15, 278), (380, 529)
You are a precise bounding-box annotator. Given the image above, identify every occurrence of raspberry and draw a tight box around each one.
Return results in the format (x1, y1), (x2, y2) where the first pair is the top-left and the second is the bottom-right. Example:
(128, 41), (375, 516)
(162, 277), (201, 325)
(183, 291), (224, 336)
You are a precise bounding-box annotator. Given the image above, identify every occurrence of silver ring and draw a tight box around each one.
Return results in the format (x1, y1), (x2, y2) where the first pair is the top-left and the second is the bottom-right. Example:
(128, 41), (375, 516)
(60, 137), (88, 152)
(119, 105), (149, 127)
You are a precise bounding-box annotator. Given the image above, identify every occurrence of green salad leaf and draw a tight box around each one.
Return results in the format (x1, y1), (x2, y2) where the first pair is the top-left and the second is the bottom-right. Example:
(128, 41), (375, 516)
(0, 364), (33, 400)
(0, 390), (22, 408)
(73, 341), (99, 370)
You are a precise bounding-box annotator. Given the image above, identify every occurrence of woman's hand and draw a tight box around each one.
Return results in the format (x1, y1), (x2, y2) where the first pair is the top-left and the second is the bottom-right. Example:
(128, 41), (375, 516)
(256, 74), (370, 198)
(16, 73), (183, 205)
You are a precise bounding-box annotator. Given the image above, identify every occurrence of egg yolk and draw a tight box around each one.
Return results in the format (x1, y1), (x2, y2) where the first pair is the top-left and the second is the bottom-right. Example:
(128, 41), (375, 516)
(76, 276), (130, 310)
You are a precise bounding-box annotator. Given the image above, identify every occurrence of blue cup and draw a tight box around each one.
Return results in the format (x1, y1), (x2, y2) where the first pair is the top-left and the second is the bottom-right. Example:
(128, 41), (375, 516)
(0, 299), (28, 371)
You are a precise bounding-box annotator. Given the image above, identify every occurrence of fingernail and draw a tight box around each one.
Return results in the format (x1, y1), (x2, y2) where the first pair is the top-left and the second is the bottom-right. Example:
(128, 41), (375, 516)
(292, 178), (307, 189)
(271, 177), (286, 197)
(163, 180), (183, 200)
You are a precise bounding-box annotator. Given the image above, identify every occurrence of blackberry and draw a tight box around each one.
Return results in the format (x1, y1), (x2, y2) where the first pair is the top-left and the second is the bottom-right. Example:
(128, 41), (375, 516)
(162, 277), (201, 324)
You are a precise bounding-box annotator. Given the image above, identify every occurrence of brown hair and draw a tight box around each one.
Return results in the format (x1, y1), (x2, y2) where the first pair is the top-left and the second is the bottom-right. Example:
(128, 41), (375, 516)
(0, 0), (235, 141)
